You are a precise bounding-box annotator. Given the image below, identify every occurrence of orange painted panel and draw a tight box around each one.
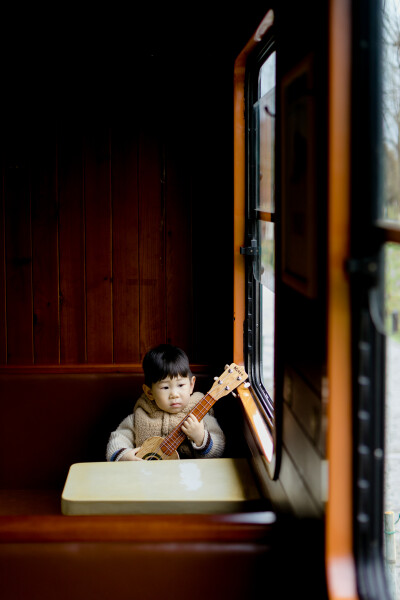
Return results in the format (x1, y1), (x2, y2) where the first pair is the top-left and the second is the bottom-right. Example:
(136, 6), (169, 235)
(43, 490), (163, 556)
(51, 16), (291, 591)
(326, 0), (358, 597)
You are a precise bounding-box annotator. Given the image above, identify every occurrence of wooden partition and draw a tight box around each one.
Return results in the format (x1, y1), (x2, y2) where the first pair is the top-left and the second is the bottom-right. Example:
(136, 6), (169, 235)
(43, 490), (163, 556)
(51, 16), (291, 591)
(0, 113), (215, 366)
(0, 28), (250, 369)
(0, 10), (281, 600)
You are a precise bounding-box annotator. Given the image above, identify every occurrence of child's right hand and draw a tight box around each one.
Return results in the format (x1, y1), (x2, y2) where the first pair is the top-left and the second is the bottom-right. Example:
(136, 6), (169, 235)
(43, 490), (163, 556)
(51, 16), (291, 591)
(120, 448), (143, 461)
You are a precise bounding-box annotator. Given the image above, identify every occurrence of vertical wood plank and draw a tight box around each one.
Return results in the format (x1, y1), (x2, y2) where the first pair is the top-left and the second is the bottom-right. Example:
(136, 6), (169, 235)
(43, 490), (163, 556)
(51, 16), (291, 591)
(191, 125), (209, 364)
(58, 123), (86, 364)
(111, 123), (140, 363)
(4, 131), (33, 364)
(31, 123), (60, 364)
(0, 151), (6, 363)
(85, 125), (113, 363)
(165, 128), (193, 353)
(138, 120), (165, 357)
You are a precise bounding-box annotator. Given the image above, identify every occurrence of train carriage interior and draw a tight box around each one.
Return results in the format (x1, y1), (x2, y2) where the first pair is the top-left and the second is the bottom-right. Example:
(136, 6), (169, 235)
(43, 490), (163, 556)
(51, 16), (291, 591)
(0, 1), (399, 599)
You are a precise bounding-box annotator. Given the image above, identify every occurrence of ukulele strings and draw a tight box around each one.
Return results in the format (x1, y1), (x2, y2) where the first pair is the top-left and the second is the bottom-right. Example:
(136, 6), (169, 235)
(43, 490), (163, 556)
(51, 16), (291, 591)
(143, 395), (213, 460)
(143, 369), (235, 460)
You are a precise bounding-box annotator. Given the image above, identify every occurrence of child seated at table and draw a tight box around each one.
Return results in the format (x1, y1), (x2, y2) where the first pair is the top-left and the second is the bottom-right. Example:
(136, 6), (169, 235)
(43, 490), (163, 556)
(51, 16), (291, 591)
(106, 344), (225, 461)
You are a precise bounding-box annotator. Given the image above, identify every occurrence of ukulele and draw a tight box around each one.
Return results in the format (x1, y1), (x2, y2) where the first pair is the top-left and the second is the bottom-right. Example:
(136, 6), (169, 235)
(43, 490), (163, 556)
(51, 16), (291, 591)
(135, 363), (248, 460)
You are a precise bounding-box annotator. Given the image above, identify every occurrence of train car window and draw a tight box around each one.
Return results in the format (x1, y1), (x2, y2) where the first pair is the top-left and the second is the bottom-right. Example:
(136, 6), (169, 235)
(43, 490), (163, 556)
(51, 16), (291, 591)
(352, 0), (400, 597)
(243, 45), (277, 439)
(381, 2), (400, 598)
(257, 54), (276, 400)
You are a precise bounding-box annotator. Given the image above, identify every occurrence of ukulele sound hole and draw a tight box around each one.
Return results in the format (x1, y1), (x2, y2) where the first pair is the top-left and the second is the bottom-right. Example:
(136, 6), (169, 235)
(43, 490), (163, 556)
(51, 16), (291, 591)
(143, 453), (162, 461)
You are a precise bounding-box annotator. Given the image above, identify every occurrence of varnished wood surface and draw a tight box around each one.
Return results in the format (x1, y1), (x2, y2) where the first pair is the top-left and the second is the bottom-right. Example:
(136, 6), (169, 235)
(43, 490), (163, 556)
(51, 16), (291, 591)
(0, 85), (233, 367)
(84, 126), (113, 364)
(111, 123), (140, 363)
(0, 511), (275, 543)
(58, 122), (86, 364)
(0, 487), (275, 542)
(31, 123), (59, 364)
(4, 144), (33, 365)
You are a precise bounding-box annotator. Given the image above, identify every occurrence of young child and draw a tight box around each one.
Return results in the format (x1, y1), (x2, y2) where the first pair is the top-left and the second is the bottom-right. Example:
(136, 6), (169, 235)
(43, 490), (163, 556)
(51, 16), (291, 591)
(106, 344), (225, 461)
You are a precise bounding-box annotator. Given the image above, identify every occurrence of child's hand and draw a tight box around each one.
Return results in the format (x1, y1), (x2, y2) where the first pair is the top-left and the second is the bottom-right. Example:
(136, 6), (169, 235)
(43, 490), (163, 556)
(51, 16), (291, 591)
(120, 448), (143, 461)
(181, 415), (205, 447)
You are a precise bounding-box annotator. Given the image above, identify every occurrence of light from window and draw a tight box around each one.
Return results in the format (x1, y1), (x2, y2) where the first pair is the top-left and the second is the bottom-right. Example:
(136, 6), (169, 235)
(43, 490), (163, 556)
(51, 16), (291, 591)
(253, 51), (276, 410)
(382, 0), (400, 224)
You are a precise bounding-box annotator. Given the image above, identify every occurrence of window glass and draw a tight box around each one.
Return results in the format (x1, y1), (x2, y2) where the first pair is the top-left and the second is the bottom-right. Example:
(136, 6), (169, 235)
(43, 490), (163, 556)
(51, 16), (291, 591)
(257, 52), (276, 213)
(244, 41), (276, 474)
(260, 221), (275, 413)
(384, 243), (400, 336)
(260, 52), (276, 97)
(250, 50), (276, 414)
(261, 286), (275, 411)
(382, 0), (400, 224)
(259, 220), (275, 292)
(382, 3), (400, 596)
(383, 242), (400, 600)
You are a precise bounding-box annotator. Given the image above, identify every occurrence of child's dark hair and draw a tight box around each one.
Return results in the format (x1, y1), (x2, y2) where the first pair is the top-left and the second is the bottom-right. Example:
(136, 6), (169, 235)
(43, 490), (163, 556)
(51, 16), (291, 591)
(142, 344), (193, 387)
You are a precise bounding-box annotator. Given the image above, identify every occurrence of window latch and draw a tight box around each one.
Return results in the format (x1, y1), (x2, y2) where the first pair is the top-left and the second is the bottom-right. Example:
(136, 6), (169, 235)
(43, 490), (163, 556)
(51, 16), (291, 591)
(346, 256), (378, 284)
(240, 239), (259, 256)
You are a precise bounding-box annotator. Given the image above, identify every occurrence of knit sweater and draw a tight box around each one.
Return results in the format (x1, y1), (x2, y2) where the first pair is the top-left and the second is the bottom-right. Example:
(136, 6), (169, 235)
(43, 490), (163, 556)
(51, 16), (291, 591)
(106, 391), (225, 461)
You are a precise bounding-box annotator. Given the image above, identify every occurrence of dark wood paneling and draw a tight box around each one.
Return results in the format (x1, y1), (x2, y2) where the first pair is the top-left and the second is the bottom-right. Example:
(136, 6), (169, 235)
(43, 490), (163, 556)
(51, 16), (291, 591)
(58, 124), (86, 363)
(111, 123), (140, 364)
(0, 71), (233, 368)
(165, 125), (193, 352)
(138, 119), (165, 355)
(0, 160), (6, 363)
(84, 126), (113, 363)
(4, 133), (33, 364)
(1, 118), (199, 367)
(31, 123), (60, 364)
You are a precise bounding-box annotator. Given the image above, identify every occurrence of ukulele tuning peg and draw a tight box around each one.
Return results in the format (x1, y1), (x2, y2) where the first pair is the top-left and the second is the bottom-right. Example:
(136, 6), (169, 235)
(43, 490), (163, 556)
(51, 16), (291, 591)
(244, 382), (251, 388)
(237, 376), (242, 381)
(224, 386), (230, 390)
(228, 368), (233, 373)
(224, 364), (230, 370)
(214, 377), (219, 381)
(231, 392), (237, 398)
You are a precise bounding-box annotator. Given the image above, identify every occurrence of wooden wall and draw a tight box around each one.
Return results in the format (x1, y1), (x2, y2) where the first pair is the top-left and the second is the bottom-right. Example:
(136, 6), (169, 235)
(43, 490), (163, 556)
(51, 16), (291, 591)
(0, 42), (241, 369)
(0, 2), (273, 373)
(0, 118), (187, 365)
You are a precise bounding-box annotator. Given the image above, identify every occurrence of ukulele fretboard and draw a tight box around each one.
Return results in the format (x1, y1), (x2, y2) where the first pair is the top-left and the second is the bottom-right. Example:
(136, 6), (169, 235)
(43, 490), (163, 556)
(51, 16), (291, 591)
(160, 392), (217, 456)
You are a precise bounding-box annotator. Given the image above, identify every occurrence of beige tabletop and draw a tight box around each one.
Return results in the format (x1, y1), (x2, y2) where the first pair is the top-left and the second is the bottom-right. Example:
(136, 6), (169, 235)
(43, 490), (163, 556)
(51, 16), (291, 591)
(61, 458), (263, 515)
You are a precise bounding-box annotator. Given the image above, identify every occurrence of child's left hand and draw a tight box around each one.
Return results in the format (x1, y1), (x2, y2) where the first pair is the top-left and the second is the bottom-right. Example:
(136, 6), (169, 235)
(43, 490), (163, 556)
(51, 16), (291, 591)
(181, 415), (205, 447)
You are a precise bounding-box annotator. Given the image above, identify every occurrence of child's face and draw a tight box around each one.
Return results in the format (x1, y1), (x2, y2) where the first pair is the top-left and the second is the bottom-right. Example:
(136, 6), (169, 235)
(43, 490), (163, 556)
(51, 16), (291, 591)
(143, 375), (196, 413)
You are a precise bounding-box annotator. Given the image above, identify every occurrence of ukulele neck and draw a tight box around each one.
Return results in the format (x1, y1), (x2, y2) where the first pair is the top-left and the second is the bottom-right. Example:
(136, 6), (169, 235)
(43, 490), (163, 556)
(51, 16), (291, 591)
(160, 392), (216, 455)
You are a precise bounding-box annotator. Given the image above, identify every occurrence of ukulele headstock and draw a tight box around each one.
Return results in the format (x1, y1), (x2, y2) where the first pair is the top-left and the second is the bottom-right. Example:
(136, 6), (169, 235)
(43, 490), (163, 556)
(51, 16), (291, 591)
(209, 363), (248, 400)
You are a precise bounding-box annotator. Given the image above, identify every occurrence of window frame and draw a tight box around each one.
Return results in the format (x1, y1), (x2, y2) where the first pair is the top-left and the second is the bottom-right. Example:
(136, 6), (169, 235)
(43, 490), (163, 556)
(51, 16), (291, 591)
(242, 35), (280, 479)
(350, 1), (398, 597)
